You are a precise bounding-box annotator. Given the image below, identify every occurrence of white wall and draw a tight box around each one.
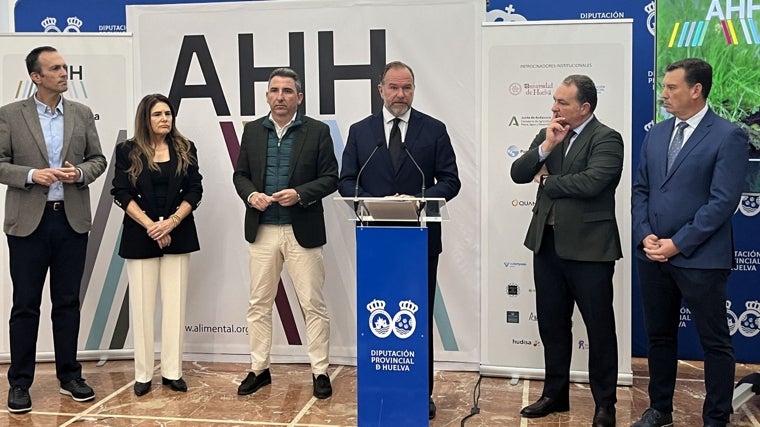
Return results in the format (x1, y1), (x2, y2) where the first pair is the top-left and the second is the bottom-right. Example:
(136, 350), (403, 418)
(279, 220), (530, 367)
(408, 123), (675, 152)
(0, 0), (13, 32)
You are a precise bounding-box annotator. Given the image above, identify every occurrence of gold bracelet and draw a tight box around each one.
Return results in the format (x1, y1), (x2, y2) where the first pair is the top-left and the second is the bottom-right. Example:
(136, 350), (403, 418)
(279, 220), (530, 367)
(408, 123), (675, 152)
(170, 214), (181, 226)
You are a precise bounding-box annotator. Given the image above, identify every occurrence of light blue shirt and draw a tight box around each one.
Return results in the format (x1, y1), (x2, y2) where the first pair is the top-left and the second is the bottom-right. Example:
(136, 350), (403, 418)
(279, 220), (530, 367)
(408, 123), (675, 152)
(28, 95), (65, 201)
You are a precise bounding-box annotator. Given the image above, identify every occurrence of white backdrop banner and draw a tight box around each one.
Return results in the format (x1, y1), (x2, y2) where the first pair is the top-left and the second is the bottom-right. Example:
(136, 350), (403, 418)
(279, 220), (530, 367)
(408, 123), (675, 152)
(127, 0), (481, 366)
(0, 34), (134, 360)
(480, 20), (633, 383)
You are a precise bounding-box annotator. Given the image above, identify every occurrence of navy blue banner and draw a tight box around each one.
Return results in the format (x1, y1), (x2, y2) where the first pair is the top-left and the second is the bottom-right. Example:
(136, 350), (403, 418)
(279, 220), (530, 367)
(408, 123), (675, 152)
(357, 227), (428, 426)
(13, 0), (258, 33)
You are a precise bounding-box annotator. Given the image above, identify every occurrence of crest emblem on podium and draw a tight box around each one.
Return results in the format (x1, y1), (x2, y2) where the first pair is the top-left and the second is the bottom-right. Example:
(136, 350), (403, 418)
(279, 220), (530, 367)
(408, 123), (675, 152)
(367, 299), (419, 339)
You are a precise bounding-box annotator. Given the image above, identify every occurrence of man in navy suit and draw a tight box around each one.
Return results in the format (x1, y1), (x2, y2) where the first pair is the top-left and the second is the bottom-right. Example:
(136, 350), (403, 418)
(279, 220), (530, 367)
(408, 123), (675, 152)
(338, 61), (460, 420)
(632, 58), (748, 427)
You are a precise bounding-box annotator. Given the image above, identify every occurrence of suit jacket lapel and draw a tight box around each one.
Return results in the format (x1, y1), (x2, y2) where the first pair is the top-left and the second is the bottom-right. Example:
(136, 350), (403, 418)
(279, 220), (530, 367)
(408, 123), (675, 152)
(62, 98), (74, 161)
(288, 122), (307, 181)
(252, 122), (269, 188)
(136, 153), (157, 213)
(165, 143), (182, 209)
(370, 112), (396, 174)
(562, 117), (598, 172)
(20, 98), (49, 163)
(398, 109), (424, 173)
(666, 111), (713, 179)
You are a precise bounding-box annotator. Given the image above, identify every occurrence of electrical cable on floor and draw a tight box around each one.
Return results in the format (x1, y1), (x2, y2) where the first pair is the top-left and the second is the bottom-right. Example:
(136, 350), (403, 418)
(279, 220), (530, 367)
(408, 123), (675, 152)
(460, 374), (483, 426)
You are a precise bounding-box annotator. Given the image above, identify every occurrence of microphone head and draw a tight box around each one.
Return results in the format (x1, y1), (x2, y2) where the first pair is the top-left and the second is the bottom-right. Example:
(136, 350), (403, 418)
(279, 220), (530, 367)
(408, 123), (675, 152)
(376, 140), (384, 148)
(400, 143), (408, 150)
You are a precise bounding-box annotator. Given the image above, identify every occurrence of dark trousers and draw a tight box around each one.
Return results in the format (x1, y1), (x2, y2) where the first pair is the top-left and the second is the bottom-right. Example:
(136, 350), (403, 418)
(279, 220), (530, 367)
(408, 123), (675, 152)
(533, 227), (618, 406)
(637, 259), (734, 426)
(7, 208), (88, 387)
(428, 254), (439, 397)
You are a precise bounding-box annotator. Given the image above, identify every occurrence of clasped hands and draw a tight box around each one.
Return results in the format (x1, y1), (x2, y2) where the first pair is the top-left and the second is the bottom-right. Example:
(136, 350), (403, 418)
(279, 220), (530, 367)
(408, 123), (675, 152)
(642, 234), (680, 262)
(248, 189), (299, 212)
(147, 217), (178, 249)
(32, 161), (80, 186)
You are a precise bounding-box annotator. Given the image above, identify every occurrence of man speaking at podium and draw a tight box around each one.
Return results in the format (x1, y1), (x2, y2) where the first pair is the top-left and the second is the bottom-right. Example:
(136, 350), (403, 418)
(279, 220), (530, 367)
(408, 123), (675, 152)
(510, 74), (623, 427)
(338, 61), (460, 419)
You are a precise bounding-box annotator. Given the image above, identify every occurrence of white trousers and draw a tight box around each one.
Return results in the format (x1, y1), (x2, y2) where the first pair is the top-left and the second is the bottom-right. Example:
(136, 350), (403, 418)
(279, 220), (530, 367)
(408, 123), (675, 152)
(247, 224), (330, 374)
(126, 254), (190, 382)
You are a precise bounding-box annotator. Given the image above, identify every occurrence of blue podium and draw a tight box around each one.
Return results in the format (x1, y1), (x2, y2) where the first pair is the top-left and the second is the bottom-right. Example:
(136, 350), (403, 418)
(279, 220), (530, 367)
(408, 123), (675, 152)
(336, 197), (448, 427)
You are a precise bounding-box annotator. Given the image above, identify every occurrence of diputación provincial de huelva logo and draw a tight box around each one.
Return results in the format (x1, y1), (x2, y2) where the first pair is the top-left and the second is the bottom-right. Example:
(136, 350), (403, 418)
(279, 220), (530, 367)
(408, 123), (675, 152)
(739, 193), (760, 216)
(666, 1), (760, 47)
(367, 299), (419, 339)
(40, 16), (82, 32)
(729, 300), (760, 338)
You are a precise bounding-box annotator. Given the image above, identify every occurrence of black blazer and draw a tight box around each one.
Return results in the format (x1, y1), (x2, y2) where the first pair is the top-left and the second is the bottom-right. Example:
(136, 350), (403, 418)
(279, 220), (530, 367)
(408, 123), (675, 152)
(111, 139), (203, 259)
(232, 114), (338, 248)
(511, 116), (623, 262)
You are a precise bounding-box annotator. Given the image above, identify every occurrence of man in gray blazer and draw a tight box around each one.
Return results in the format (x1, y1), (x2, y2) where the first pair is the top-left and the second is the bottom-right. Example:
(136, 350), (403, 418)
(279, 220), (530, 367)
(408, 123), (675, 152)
(511, 75), (623, 427)
(0, 46), (106, 413)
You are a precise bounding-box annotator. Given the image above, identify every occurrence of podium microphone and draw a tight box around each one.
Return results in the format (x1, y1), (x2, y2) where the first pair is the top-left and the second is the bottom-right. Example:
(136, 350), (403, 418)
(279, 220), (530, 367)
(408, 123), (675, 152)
(354, 140), (384, 200)
(400, 143), (425, 199)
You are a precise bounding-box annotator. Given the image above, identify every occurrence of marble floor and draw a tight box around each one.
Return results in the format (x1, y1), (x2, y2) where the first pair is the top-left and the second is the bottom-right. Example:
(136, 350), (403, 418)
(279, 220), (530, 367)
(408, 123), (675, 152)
(1, 358), (759, 426)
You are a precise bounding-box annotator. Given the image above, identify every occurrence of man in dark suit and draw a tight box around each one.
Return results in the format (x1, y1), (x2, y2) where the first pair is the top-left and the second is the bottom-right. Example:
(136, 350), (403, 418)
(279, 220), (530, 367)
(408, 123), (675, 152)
(0, 46), (106, 413)
(631, 58), (748, 427)
(338, 61), (461, 419)
(232, 67), (338, 400)
(510, 75), (623, 427)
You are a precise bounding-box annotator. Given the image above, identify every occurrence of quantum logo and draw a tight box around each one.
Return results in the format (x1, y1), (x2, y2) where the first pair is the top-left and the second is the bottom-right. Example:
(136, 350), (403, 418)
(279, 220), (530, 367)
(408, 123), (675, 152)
(512, 199), (535, 207)
(666, 1), (760, 47)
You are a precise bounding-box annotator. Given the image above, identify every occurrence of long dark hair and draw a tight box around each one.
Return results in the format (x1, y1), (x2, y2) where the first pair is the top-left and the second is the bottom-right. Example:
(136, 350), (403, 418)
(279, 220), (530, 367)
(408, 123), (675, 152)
(127, 93), (195, 185)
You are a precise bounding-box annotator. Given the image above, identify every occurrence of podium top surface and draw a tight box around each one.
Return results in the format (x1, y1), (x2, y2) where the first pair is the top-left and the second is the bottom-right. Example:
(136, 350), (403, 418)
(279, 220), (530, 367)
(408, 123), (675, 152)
(334, 196), (449, 222)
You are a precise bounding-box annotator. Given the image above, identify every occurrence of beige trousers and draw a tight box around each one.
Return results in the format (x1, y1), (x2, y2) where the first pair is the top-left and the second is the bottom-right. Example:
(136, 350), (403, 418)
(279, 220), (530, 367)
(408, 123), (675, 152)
(126, 254), (190, 382)
(247, 224), (330, 374)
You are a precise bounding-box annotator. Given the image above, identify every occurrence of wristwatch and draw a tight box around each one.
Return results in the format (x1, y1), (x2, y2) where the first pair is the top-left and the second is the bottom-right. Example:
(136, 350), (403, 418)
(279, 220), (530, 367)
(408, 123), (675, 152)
(540, 174), (548, 187)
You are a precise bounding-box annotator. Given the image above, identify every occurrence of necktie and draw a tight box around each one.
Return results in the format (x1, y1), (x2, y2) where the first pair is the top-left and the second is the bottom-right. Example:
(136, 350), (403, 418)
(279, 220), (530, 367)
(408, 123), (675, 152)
(388, 117), (402, 168)
(667, 122), (688, 172)
(562, 130), (576, 157)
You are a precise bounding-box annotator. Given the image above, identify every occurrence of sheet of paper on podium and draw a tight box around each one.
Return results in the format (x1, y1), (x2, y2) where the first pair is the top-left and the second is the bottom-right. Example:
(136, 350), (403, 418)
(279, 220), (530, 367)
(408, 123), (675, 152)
(363, 199), (419, 220)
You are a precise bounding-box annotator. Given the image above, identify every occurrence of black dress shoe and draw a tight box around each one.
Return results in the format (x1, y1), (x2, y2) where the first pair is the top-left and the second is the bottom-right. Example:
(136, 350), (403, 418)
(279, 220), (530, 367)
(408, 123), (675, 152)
(429, 396), (436, 420)
(133, 381), (151, 396)
(312, 374), (332, 399)
(161, 377), (187, 392)
(237, 369), (272, 395)
(593, 405), (616, 427)
(520, 396), (569, 418)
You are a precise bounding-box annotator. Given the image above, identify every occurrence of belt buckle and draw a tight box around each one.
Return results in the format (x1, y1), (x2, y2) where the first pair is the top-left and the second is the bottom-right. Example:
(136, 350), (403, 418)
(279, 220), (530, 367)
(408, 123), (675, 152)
(51, 201), (63, 211)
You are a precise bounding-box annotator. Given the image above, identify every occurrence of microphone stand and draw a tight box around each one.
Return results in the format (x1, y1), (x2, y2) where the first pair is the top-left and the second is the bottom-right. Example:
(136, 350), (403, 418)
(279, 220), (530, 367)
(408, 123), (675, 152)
(354, 140), (384, 226)
(401, 143), (426, 227)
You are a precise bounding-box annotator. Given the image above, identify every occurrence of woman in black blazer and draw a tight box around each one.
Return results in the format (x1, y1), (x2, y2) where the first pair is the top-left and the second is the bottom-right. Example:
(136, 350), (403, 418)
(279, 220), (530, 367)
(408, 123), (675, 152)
(111, 93), (202, 396)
